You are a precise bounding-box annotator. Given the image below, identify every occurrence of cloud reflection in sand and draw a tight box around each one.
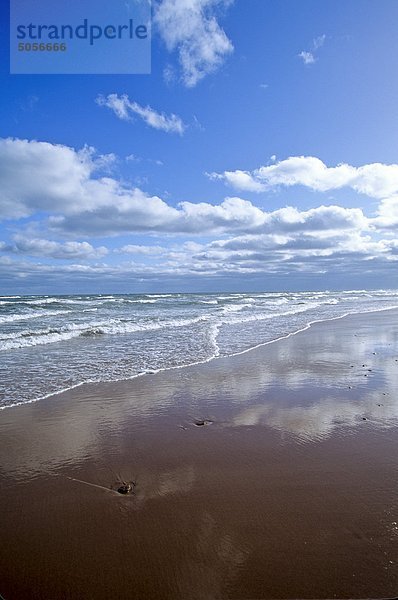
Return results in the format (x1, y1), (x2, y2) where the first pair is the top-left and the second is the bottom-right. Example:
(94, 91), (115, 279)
(231, 391), (398, 442)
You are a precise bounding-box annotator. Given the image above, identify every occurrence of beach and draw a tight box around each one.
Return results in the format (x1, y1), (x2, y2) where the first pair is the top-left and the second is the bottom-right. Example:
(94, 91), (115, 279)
(1, 308), (398, 599)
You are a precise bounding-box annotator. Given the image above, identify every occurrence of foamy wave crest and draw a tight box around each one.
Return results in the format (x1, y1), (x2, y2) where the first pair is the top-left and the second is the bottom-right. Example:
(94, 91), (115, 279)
(145, 294), (173, 298)
(220, 303), (253, 313)
(216, 294), (246, 300)
(1, 297), (87, 306)
(124, 299), (158, 304)
(0, 315), (212, 351)
(219, 302), (322, 326)
(256, 298), (289, 306)
(24, 298), (61, 305)
(0, 309), (71, 324)
(207, 322), (220, 357)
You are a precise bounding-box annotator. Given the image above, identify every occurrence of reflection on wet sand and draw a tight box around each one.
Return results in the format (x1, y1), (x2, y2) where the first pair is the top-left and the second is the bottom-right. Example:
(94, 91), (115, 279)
(137, 464), (196, 503)
(0, 309), (398, 599)
(1, 309), (396, 479)
(174, 511), (249, 600)
(231, 386), (398, 442)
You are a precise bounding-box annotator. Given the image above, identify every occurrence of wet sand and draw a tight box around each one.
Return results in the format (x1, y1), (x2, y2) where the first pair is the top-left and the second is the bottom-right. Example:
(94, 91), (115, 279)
(1, 309), (398, 599)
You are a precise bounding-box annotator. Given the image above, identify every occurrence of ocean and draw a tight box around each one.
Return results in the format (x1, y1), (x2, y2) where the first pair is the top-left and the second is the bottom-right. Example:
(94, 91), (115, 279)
(1, 289), (398, 409)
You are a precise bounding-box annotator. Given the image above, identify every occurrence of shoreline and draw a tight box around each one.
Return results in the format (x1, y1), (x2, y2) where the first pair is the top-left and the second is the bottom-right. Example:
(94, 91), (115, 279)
(2, 303), (398, 412)
(1, 309), (398, 599)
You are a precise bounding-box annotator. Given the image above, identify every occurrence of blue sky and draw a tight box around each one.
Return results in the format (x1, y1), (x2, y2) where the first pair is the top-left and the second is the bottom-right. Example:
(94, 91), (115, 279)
(1, 0), (398, 294)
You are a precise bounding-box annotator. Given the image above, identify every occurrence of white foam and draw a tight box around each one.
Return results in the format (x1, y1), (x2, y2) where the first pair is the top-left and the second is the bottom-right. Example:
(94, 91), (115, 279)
(216, 294), (246, 300)
(25, 298), (61, 305)
(0, 314), (213, 351)
(0, 309), (71, 324)
(219, 301), (320, 324)
(145, 294), (174, 298)
(124, 299), (158, 304)
(6, 304), (397, 411)
(0, 297), (87, 306)
(227, 304), (398, 359)
(2, 290), (398, 410)
(220, 303), (252, 313)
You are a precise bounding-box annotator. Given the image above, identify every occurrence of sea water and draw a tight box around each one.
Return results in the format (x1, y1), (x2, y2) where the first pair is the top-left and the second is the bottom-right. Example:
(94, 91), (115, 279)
(1, 290), (398, 409)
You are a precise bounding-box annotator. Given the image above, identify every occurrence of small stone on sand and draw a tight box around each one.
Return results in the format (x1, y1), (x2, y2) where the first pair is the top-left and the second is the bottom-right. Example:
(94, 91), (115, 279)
(194, 419), (213, 427)
(117, 483), (134, 495)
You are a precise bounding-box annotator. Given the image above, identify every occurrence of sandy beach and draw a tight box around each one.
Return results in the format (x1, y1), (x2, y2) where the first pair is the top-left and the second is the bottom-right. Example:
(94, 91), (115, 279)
(1, 309), (398, 599)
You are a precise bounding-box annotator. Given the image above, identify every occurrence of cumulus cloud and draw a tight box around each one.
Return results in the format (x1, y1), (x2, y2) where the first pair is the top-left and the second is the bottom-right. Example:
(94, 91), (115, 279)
(154, 0), (234, 87)
(206, 229), (385, 261)
(49, 200), (370, 239)
(211, 155), (398, 200)
(1, 236), (108, 260)
(0, 138), (99, 219)
(1, 221), (397, 289)
(208, 169), (266, 192)
(1, 227), (396, 289)
(0, 138), (178, 227)
(50, 196), (269, 236)
(96, 94), (186, 134)
(2, 137), (398, 287)
(374, 196), (398, 229)
(0, 139), (371, 238)
(116, 244), (166, 255)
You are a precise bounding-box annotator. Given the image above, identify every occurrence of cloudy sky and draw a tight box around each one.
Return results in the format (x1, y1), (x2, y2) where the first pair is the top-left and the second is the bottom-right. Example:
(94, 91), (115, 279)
(2, 0), (398, 294)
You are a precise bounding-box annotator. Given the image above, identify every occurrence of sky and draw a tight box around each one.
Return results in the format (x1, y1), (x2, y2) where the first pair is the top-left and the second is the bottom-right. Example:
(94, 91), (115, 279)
(1, 0), (398, 294)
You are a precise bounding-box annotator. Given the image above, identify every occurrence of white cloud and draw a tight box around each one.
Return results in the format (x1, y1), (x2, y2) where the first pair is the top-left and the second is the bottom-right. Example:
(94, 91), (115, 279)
(50, 199), (369, 240)
(2, 137), (398, 286)
(374, 196), (398, 229)
(0, 138), (179, 227)
(0, 138), (100, 219)
(298, 51), (315, 65)
(50, 196), (269, 237)
(298, 34), (326, 64)
(126, 154), (142, 163)
(163, 63), (176, 85)
(208, 169), (266, 192)
(96, 94), (185, 135)
(1, 224), (397, 287)
(207, 229), (384, 261)
(313, 34), (326, 50)
(0, 139), (372, 239)
(117, 244), (166, 255)
(1, 236), (108, 260)
(154, 0), (234, 87)
(211, 155), (398, 199)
